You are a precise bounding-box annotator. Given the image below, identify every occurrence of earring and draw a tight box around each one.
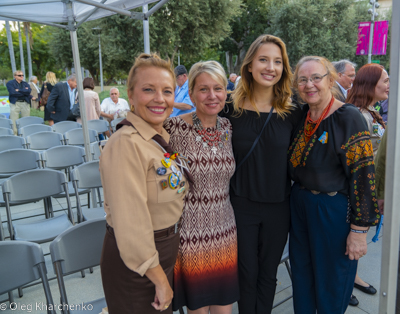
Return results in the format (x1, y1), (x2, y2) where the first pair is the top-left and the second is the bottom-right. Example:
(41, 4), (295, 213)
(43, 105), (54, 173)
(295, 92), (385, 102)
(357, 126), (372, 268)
(130, 104), (135, 112)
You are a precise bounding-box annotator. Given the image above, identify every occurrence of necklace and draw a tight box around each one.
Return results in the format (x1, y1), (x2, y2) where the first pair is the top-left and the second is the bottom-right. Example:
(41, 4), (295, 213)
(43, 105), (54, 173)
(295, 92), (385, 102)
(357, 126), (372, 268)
(304, 95), (334, 142)
(192, 112), (226, 154)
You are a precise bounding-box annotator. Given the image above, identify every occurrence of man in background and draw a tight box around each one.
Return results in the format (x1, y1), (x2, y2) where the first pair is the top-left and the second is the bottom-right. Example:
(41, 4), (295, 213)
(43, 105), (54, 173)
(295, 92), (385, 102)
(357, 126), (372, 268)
(29, 76), (40, 110)
(170, 65), (194, 117)
(46, 74), (77, 125)
(6, 70), (31, 134)
(100, 87), (130, 122)
(332, 60), (356, 102)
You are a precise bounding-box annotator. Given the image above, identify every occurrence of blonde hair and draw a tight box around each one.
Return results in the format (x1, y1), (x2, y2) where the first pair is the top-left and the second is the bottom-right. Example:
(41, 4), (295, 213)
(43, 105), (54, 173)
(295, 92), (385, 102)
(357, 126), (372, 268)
(45, 72), (57, 85)
(293, 56), (339, 102)
(188, 61), (228, 94)
(232, 34), (293, 119)
(127, 53), (175, 112)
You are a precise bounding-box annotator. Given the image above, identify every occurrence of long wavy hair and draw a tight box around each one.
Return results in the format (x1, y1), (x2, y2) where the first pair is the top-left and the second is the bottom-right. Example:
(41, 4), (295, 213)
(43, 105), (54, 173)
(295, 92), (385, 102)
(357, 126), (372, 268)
(346, 63), (386, 128)
(232, 34), (293, 119)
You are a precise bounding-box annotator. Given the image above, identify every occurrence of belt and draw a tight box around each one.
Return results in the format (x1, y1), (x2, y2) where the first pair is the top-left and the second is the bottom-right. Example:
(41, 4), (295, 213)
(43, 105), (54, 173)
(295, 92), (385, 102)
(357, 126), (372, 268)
(300, 185), (338, 196)
(106, 218), (182, 240)
(154, 218), (182, 239)
(16, 100), (26, 102)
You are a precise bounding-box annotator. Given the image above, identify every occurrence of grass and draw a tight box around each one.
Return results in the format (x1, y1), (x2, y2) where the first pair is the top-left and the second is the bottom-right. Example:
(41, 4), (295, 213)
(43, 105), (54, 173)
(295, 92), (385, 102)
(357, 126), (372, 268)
(30, 108), (45, 119)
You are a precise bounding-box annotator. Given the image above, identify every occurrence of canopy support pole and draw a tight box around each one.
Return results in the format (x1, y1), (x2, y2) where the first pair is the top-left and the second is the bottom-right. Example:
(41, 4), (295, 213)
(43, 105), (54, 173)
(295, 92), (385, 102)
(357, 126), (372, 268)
(76, 0), (108, 28)
(25, 24), (33, 80)
(18, 22), (26, 79)
(66, 1), (91, 162)
(379, 0), (400, 312)
(5, 21), (16, 74)
(144, 0), (169, 18)
(143, 4), (150, 53)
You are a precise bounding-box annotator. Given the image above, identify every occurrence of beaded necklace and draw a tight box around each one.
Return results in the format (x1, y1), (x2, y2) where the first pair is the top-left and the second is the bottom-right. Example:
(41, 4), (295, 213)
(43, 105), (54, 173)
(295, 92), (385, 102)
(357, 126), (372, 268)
(304, 95), (334, 142)
(192, 112), (227, 153)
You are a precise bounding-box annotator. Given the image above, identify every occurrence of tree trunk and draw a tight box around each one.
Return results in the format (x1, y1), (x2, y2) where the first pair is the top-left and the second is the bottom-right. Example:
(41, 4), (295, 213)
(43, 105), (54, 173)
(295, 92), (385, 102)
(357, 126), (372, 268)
(234, 48), (246, 74)
(5, 21), (16, 74)
(225, 51), (234, 74)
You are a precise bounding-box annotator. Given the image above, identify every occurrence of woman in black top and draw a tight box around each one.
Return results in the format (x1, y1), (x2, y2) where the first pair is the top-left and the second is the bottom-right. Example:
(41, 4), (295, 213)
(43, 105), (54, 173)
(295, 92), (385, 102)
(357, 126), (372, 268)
(220, 34), (302, 314)
(288, 56), (380, 313)
(39, 71), (57, 125)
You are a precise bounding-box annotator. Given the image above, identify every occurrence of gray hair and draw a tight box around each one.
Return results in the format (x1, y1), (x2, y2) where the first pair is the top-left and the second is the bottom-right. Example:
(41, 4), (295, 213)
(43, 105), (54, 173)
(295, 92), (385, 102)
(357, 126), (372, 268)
(29, 76), (37, 82)
(332, 60), (357, 74)
(67, 74), (76, 82)
(110, 87), (119, 94)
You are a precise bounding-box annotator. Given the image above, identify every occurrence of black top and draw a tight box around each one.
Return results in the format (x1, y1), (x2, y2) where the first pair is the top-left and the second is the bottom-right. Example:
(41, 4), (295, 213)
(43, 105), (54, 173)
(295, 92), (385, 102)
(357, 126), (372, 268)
(220, 102), (303, 203)
(39, 82), (54, 98)
(288, 103), (380, 227)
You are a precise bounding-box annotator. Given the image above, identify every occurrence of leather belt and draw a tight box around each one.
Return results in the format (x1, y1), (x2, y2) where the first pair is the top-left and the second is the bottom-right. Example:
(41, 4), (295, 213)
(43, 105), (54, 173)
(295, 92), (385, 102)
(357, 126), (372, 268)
(16, 100), (25, 102)
(106, 218), (182, 240)
(154, 218), (182, 239)
(300, 185), (337, 196)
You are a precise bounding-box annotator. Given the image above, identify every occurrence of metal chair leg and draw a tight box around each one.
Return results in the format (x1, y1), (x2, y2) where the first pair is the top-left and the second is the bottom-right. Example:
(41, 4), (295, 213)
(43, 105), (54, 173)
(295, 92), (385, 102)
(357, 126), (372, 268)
(179, 307), (185, 314)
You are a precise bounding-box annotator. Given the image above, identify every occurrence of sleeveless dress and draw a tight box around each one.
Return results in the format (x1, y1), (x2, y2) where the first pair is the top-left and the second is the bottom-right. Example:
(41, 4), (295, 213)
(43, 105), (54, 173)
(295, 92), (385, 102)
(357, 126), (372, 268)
(164, 116), (240, 311)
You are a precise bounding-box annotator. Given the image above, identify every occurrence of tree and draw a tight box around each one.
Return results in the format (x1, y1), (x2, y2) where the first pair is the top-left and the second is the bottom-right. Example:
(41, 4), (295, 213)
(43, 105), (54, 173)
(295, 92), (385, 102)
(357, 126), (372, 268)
(265, 0), (376, 68)
(220, 0), (276, 74)
(46, 0), (241, 82)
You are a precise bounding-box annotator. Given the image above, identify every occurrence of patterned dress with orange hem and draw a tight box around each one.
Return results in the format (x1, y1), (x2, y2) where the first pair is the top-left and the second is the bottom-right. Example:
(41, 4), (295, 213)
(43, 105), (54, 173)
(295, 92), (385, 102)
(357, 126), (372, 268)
(164, 116), (240, 311)
(288, 103), (380, 226)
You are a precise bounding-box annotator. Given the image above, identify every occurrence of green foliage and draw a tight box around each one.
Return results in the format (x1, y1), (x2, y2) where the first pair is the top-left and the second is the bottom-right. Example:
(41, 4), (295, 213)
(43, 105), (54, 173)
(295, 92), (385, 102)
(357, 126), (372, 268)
(0, 67), (13, 80)
(0, 24), (61, 81)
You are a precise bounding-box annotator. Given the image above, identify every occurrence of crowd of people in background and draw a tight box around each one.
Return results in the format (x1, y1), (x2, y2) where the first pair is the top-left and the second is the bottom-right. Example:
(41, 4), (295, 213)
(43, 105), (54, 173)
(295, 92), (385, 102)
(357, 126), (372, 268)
(3, 32), (390, 314)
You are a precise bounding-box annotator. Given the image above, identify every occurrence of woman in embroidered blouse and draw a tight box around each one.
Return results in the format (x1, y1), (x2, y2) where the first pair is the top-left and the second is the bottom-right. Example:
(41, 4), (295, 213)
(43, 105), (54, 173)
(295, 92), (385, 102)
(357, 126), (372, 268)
(219, 34), (302, 314)
(288, 56), (380, 314)
(347, 64), (389, 157)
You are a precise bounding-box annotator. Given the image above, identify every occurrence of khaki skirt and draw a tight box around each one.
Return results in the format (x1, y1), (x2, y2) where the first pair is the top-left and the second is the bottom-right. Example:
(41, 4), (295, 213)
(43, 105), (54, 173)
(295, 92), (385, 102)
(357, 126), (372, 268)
(100, 225), (180, 314)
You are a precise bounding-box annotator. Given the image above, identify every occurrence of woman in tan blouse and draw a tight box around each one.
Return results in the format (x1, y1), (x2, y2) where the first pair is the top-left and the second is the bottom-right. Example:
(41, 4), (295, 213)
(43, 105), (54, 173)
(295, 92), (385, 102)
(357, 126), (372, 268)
(99, 54), (188, 314)
(76, 77), (101, 124)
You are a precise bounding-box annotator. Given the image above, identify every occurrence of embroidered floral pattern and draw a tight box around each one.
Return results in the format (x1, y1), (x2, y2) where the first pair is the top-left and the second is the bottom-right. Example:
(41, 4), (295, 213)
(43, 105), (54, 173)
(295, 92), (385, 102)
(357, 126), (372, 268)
(341, 131), (374, 173)
(289, 131), (317, 168)
(353, 174), (380, 224)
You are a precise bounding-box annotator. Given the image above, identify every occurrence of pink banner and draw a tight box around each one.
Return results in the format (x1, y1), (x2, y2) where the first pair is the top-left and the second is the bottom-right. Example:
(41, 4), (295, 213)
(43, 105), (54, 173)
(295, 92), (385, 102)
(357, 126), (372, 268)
(373, 21), (389, 55)
(356, 22), (370, 55)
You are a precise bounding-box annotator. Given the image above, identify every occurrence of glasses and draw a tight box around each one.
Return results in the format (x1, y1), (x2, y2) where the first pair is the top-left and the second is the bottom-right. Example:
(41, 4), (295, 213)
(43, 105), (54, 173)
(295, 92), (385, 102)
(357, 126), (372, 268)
(341, 73), (356, 79)
(297, 73), (328, 86)
(16, 74), (24, 77)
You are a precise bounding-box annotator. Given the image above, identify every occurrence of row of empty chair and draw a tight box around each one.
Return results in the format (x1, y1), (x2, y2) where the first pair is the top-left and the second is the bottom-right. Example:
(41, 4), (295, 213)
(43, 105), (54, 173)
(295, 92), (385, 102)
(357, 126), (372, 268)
(0, 218), (107, 314)
(0, 116), (124, 134)
(0, 130), (99, 152)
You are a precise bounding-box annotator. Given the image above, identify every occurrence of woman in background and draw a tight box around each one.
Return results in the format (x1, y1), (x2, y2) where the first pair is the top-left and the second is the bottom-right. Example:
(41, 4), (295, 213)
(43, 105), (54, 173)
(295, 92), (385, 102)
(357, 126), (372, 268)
(76, 77), (101, 124)
(39, 71), (57, 126)
(346, 63), (389, 303)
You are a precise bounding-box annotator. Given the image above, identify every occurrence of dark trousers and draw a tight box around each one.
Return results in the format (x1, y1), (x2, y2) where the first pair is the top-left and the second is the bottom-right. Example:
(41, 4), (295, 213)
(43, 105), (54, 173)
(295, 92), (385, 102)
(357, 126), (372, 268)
(290, 183), (357, 314)
(231, 194), (290, 314)
(100, 225), (179, 314)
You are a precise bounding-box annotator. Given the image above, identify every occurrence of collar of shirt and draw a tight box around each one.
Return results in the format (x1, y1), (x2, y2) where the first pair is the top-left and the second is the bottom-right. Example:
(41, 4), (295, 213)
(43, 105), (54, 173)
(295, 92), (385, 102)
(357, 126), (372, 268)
(31, 82), (40, 93)
(175, 80), (188, 98)
(336, 81), (348, 98)
(125, 111), (170, 143)
(66, 82), (76, 109)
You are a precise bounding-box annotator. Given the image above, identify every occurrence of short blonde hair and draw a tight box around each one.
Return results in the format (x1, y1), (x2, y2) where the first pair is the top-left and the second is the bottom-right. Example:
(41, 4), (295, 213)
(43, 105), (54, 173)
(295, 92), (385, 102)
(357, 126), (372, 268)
(127, 53), (175, 112)
(13, 70), (23, 76)
(188, 61), (228, 95)
(293, 56), (338, 102)
(45, 72), (57, 85)
(232, 34), (293, 119)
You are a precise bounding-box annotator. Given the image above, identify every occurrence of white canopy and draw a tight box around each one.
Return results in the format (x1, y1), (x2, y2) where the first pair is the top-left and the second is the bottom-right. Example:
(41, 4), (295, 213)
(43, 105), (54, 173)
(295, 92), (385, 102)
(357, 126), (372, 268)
(0, 0), (166, 28)
(0, 0), (167, 161)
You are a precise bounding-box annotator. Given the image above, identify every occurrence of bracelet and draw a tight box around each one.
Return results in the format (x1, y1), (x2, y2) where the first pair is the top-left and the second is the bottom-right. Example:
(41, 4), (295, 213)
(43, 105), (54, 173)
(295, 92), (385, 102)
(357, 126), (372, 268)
(351, 228), (368, 234)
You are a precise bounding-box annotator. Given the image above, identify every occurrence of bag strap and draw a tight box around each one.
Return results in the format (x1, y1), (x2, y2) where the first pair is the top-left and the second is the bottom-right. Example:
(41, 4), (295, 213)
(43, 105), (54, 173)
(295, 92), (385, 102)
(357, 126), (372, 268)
(236, 106), (274, 170)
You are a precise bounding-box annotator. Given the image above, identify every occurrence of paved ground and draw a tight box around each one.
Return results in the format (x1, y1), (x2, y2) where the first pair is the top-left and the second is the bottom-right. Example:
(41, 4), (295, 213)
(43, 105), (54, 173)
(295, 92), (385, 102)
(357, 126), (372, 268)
(0, 193), (382, 313)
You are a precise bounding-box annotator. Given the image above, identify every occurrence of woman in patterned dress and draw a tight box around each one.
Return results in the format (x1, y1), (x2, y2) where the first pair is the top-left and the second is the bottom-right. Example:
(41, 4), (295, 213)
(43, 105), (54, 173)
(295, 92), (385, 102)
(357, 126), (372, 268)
(164, 61), (239, 314)
(288, 56), (380, 313)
